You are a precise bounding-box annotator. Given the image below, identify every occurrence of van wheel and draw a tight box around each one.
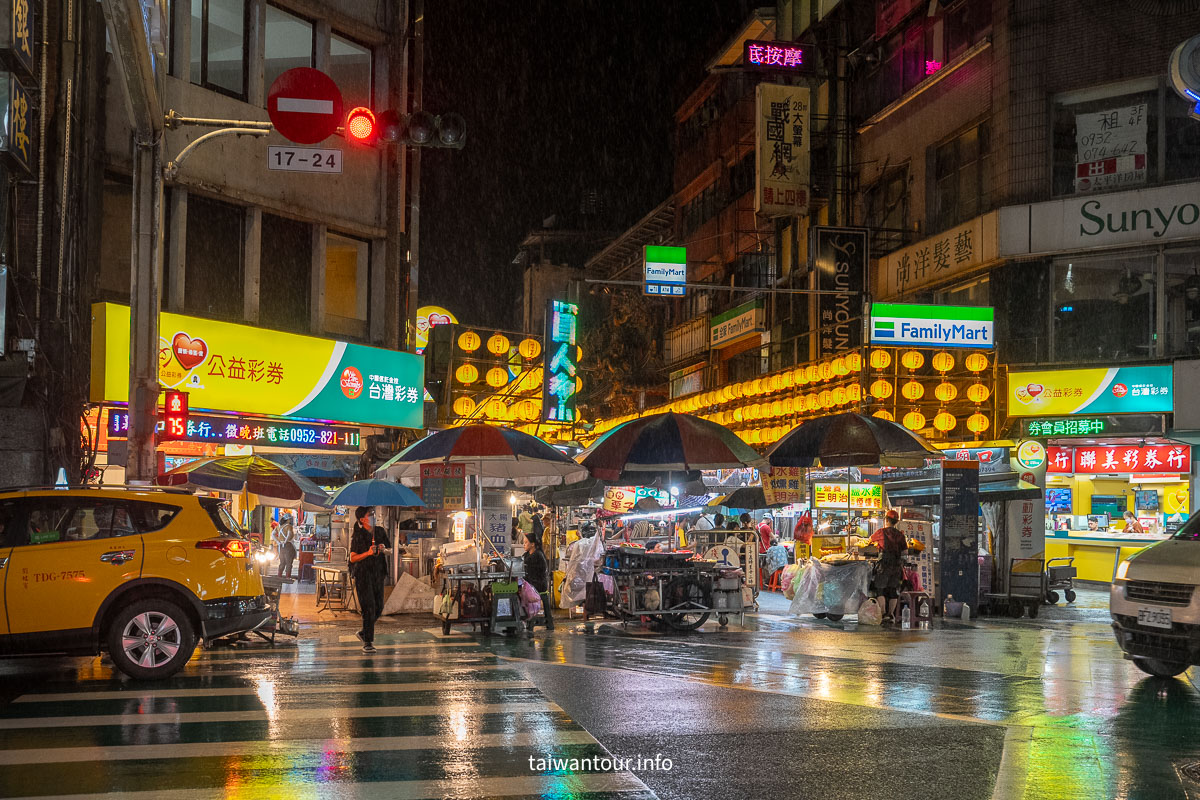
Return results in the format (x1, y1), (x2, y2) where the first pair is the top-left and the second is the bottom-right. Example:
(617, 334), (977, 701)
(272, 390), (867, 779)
(1132, 657), (1189, 678)
(106, 599), (196, 680)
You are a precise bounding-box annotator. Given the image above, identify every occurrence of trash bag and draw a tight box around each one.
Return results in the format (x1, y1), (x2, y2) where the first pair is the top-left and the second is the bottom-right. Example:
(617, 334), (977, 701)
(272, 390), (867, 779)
(789, 557), (872, 617)
(858, 597), (883, 625)
(781, 563), (801, 599)
(560, 530), (606, 609)
(518, 579), (543, 618)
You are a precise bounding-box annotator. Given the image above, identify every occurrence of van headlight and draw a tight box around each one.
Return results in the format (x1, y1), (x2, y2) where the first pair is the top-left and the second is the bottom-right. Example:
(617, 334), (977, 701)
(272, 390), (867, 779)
(254, 550), (277, 565)
(1115, 560), (1130, 581)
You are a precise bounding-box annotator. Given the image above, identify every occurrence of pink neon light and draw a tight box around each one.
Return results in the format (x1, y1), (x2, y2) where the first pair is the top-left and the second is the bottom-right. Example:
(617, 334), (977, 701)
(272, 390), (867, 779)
(925, 60), (943, 75)
(747, 41), (805, 69)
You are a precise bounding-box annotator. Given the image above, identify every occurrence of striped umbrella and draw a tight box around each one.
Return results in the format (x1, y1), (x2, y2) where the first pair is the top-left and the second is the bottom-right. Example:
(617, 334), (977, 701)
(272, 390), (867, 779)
(375, 424), (588, 488)
(578, 412), (766, 483)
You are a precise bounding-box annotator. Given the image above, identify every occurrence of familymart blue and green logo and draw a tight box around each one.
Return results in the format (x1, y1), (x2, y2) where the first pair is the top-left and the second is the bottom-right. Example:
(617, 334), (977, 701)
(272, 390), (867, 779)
(869, 303), (994, 349)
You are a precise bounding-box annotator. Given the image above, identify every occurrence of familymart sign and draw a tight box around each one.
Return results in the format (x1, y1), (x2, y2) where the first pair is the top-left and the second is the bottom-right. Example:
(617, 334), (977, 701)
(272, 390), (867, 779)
(869, 303), (994, 348)
(644, 245), (687, 296)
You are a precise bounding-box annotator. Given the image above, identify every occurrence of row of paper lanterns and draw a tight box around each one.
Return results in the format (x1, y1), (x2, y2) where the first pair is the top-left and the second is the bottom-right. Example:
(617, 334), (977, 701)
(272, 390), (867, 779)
(720, 407), (992, 445)
(457, 331), (543, 359)
(452, 396), (543, 423)
(591, 348), (993, 437)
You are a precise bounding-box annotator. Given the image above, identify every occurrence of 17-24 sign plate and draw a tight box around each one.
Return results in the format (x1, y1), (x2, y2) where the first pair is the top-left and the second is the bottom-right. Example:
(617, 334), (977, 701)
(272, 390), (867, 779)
(267, 146), (342, 173)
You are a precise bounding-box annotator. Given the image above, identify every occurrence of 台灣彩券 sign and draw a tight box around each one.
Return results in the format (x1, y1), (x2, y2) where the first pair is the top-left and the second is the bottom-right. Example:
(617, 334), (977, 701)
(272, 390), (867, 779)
(1007, 365), (1173, 417)
(869, 303), (994, 348)
(90, 303), (424, 429)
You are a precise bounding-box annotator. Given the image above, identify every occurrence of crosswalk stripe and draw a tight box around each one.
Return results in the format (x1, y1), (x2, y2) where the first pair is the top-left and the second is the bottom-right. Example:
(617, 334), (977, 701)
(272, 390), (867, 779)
(0, 699), (560, 729)
(5, 771), (653, 800)
(193, 641), (483, 660)
(181, 651), (496, 667)
(0, 729), (599, 765)
(16, 679), (533, 702)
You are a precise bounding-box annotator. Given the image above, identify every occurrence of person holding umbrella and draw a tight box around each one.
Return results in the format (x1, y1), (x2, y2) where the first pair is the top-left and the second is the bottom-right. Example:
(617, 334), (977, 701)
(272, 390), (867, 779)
(349, 506), (391, 653)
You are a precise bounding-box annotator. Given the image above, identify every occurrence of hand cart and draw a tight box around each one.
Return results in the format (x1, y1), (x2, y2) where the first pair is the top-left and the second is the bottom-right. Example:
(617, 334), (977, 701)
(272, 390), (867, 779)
(255, 575), (300, 642)
(982, 557), (1044, 618)
(604, 548), (741, 630)
(1044, 556), (1077, 605)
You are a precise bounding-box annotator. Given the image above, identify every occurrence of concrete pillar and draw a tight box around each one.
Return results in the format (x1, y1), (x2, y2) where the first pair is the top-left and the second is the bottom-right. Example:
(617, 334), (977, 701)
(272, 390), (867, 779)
(314, 22), (331, 72)
(311, 224), (326, 334)
(243, 207), (262, 323)
(370, 238), (386, 344)
(166, 186), (186, 312)
(170, 0), (190, 81)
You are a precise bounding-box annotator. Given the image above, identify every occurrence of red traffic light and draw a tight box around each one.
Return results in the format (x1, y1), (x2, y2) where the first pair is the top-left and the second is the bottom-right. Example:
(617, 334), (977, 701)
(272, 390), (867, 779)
(346, 107), (376, 142)
(161, 390), (189, 442)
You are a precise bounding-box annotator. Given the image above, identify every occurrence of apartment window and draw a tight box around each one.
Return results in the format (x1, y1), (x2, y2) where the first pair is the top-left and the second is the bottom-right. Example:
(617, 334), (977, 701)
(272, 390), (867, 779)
(734, 251), (776, 289)
(264, 4), (313, 95)
(329, 34), (372, 109)
(1052, 255), (1156, 363)
(729, 152), (755, 200)
(325, 233), (369, 340)
(99, 176), (132, 300)
(1052, 82), (1200, 197)
(931, 122), (990, 233)
(188, 0), (247, 98)
(664, 317), (710, 364)
(681, 182), (722, 236)
(185, 195), (244, 319)
(260, 213), (311, 334)
(864, 168), (907, 255)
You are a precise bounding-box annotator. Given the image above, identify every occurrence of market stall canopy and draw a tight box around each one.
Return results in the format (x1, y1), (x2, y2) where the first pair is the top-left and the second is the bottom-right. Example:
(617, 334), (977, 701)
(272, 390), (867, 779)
(375, 424), (588, 488)
(708, 486), (789, 510)
(767, 412), (944, 468)
(533, 477), (606, 507)
(155, 455), (331, 509)
(330, 478), (425, 508)
(885, 474), (1042, 505)
(578, 412), (767, 483)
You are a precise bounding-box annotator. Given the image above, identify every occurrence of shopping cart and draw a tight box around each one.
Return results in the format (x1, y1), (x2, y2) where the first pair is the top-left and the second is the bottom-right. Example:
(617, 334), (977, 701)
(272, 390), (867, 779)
(1044, 556), (1077, 605)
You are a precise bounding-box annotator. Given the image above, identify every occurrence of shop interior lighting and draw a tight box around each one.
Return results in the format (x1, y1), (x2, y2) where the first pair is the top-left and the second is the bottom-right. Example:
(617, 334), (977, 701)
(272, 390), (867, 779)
(619, 505), (708, 522)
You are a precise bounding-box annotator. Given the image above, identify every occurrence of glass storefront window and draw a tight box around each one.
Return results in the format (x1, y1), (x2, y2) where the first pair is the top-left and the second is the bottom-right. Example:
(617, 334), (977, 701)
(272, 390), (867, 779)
(1052, 255), (1156, 363)
(329, 33), (372, 110)
(264, 4), (313, 96)
(1165, 248), (1200, 357)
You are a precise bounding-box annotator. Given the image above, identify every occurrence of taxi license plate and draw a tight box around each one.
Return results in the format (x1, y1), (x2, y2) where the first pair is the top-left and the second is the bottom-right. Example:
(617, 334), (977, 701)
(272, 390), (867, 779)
(1137, 606), (1172, 629)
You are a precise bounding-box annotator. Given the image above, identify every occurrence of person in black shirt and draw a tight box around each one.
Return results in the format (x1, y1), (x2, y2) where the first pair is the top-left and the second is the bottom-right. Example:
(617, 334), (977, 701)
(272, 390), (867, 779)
(522, 531), (554, 631)
(874, 510), (909, 623)
(349, 506), (390, 653)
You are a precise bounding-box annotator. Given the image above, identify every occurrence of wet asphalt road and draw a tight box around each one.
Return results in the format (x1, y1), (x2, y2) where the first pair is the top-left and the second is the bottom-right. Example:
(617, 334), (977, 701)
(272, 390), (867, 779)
(0, 586), (1196, 799)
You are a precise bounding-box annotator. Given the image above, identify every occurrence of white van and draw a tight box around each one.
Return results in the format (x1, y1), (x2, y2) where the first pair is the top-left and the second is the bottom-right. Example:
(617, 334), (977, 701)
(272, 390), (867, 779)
(1110, 524), (1200, 678)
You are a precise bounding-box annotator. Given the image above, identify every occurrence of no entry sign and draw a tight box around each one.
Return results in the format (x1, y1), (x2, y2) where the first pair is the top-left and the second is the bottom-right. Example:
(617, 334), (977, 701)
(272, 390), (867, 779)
(267, 68), (344, 145)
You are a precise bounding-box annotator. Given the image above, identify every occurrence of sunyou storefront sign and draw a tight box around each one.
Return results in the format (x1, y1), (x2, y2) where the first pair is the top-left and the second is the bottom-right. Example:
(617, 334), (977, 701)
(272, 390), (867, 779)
(869, 303), (993, 348)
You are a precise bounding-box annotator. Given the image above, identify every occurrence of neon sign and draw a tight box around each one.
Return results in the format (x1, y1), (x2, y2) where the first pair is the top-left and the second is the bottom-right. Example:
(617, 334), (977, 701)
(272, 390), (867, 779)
(542, 300), (579, 423)
(743, 39), (811, 72)
(108, 410), (361, 452)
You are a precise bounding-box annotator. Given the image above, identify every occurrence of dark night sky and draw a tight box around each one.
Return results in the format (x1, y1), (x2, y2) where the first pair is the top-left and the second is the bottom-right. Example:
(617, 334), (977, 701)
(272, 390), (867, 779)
(420, 1), (754, 330)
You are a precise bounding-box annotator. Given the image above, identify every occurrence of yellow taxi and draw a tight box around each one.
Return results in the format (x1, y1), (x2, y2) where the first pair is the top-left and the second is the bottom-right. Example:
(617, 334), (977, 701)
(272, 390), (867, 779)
(0, 486), (271, 679)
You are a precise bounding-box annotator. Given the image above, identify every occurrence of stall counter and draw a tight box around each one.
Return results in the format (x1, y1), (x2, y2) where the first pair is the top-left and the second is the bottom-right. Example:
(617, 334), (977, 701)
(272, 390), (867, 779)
(1045, 531), (1162, 583)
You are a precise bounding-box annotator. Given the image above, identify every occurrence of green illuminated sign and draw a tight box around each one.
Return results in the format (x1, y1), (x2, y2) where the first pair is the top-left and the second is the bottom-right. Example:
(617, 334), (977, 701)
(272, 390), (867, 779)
(1024, 418), (1109, 437)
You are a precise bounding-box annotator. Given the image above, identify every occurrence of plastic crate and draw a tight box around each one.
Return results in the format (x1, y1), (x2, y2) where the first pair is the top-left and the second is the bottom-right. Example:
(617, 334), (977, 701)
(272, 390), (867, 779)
(717, 576), (740, 591)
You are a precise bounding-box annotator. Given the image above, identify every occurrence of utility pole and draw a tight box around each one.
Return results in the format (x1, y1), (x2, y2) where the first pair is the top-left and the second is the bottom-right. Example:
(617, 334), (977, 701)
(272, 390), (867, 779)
(406, 0), (424, 350)
(100, 0), (164, 483)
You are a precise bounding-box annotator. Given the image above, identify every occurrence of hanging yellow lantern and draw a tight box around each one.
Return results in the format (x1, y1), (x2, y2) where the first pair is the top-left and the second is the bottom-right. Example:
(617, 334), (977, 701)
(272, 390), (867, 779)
(832, 356), (848, 376)
(722, 386), (735, 402)
(873, 410), (894, 421)
(458, 331), (481, 352)
(934, 382), (958, 402)
(485, 399), (507, 418)
(966, 383), (991, 403)
(832, 386), (847, 406)
(455, 364), (479, 384)
(486, 367), (509, 387)
(869, 349), (892, 370)
(517, 399), (539, 421)
(932, 352), (955, 372)
(770, 374), (783, 392)
(819, 361), (835, 381)
(967, 412), (991, 434)
(792, 367), (806, 385)
(804, 393), (819, 412)
(900, 350), (925, 370)
(772, 399), (784, 417)
(518, 338), (541, 359)
(965, 353), (989, 372)
(733, 408), (744, 423)
(847, 383), (862, 403)
(903, 411), (926, 430)
(806, 365), (821, 384)
(452, 396), (476, 417)
(934, 412), (957, 432)
(845, 352), (864, 372)
(901, 380), (925, 401)
(487, 334), (510, 355)
(871, 379), (894, 399)
(819, 389), (834, 409)
(748, 429), (761, 444)
(783, 371), (795, 389)
(783, 397), (795, 414)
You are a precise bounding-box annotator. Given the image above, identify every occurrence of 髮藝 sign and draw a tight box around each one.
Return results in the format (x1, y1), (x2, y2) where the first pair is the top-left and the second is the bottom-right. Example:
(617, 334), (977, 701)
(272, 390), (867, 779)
(877, 212), (998, 298)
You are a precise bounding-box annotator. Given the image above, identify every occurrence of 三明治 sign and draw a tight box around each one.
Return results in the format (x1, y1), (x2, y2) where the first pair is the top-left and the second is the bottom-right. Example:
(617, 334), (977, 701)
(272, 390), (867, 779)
(869, 302), (994, 348)
(91, 303), (424, 429)
(1008, 365), (1173, 417)
(644, 245), (687, 297)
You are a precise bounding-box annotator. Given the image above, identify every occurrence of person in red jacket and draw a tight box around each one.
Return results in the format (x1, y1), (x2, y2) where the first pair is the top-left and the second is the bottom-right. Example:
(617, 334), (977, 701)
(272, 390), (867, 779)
(757, 515), (774, 554)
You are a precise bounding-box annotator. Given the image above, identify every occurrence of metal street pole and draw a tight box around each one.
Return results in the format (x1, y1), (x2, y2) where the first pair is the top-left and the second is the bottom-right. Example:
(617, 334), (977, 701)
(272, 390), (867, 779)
(406, 0), (423, 350)
(100, 0), (165, 483)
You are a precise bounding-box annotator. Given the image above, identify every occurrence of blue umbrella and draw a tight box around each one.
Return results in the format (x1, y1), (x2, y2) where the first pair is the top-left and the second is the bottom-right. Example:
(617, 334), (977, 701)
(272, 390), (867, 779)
(330, 478), (425, 508)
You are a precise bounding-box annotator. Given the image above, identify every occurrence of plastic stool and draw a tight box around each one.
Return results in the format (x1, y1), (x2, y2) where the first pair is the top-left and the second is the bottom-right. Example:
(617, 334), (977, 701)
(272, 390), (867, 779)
(764, 568), (783, 592)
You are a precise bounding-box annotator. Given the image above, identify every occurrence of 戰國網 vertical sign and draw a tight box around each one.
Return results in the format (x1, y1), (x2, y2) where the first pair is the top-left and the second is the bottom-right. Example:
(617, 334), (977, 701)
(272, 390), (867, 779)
(644, 245), (687, 297)
(812, 227), (868, 357)
(755, 83), (809, 217)
(542, 300), (579, 423)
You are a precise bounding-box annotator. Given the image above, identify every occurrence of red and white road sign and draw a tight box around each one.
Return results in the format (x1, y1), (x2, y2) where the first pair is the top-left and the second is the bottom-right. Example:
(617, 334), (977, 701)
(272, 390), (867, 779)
(267, 68), (344, 145)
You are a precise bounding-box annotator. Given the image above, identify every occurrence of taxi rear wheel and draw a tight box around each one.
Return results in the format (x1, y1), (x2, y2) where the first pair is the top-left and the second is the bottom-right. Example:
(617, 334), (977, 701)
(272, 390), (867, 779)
(106, 599), (196, 680)
(1132, 657), (1189, 678)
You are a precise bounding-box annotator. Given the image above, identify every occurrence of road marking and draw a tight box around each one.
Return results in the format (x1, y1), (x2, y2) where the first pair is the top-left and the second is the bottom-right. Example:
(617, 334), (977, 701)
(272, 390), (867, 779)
(16, 679), (534, 702)
(23, 662), (510, 688)
(6, 771), (653, 800)
(275, 97), (334, 114)
(0, 699), (561, 729)
(194, 641), (482, 659)
(0, 730), (599, 765)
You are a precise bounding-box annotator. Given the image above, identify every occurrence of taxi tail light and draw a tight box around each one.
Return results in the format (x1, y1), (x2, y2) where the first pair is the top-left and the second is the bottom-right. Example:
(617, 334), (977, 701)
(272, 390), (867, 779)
(196, 539), (251, 558)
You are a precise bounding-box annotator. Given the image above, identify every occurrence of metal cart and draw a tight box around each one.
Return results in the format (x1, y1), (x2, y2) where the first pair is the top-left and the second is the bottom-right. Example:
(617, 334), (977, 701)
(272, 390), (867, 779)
(604, 549), (741, 629)
(1044, 556), (1077, 605)
(983, 557), (1045, 618)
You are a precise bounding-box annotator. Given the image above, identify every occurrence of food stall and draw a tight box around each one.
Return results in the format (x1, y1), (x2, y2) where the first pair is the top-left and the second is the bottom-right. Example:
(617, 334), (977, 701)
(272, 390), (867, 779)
(602, 543), (744, 629)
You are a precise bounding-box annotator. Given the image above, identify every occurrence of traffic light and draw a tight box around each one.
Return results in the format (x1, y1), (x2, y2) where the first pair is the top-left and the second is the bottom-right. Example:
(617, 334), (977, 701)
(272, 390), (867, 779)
(344, 107), (466, 148)
(161, 390), (189, 441)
